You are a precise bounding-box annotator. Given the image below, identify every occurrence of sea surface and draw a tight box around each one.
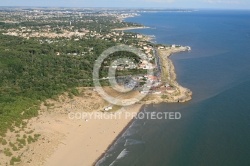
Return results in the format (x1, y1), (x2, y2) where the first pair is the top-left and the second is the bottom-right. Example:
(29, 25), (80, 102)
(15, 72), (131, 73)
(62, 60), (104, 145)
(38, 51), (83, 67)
(96, 10), (250, 166)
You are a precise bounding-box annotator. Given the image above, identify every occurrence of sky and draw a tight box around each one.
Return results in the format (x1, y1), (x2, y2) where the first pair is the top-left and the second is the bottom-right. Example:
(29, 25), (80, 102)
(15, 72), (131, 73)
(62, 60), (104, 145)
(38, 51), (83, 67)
(0, 0), (250, 9)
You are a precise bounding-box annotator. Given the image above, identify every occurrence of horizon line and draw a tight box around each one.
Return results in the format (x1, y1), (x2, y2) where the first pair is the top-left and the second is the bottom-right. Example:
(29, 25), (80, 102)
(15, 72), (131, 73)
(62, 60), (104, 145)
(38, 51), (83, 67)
(0, 6), (250, 11)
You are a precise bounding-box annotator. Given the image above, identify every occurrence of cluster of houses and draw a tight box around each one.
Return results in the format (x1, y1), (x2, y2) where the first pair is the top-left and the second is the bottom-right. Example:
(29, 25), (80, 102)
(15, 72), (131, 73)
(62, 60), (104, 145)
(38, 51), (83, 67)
(1, 9), (141, 42)
(111, 59), (138, 70)
(3, 27), (89, 39)
(139, 60), (155, 70)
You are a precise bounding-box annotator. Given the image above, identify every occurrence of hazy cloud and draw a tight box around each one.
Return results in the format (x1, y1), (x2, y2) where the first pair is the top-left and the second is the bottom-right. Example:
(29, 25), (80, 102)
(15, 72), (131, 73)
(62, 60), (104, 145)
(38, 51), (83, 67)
(204, 0), (240, 4)
(145, 0), (175, 3)
(0, 0), (250, 9)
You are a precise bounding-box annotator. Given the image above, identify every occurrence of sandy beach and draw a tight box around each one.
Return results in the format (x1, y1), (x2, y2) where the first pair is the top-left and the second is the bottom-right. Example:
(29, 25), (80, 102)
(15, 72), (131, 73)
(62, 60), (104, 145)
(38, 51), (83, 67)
(43, 106), (142, 166)
(8, 88), (142, 166)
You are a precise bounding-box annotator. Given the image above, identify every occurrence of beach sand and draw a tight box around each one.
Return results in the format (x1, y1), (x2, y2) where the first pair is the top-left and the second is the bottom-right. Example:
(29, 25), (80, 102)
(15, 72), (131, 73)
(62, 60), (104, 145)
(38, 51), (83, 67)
(45, 105), (142, 166)
(15, 88), (142, 166)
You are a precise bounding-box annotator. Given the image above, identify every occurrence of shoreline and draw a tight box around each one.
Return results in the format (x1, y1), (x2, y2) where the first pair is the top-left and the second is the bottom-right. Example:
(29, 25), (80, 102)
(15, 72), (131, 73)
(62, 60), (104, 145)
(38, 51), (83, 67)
(93, 106), (143, 165)
(112, 26), (150, 31)
(158, 47), (192, 103)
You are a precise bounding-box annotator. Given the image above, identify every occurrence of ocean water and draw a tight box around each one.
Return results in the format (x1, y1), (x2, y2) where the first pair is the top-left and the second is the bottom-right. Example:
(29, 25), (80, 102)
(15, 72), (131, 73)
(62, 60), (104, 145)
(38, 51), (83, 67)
(96, 10), (250, 166)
